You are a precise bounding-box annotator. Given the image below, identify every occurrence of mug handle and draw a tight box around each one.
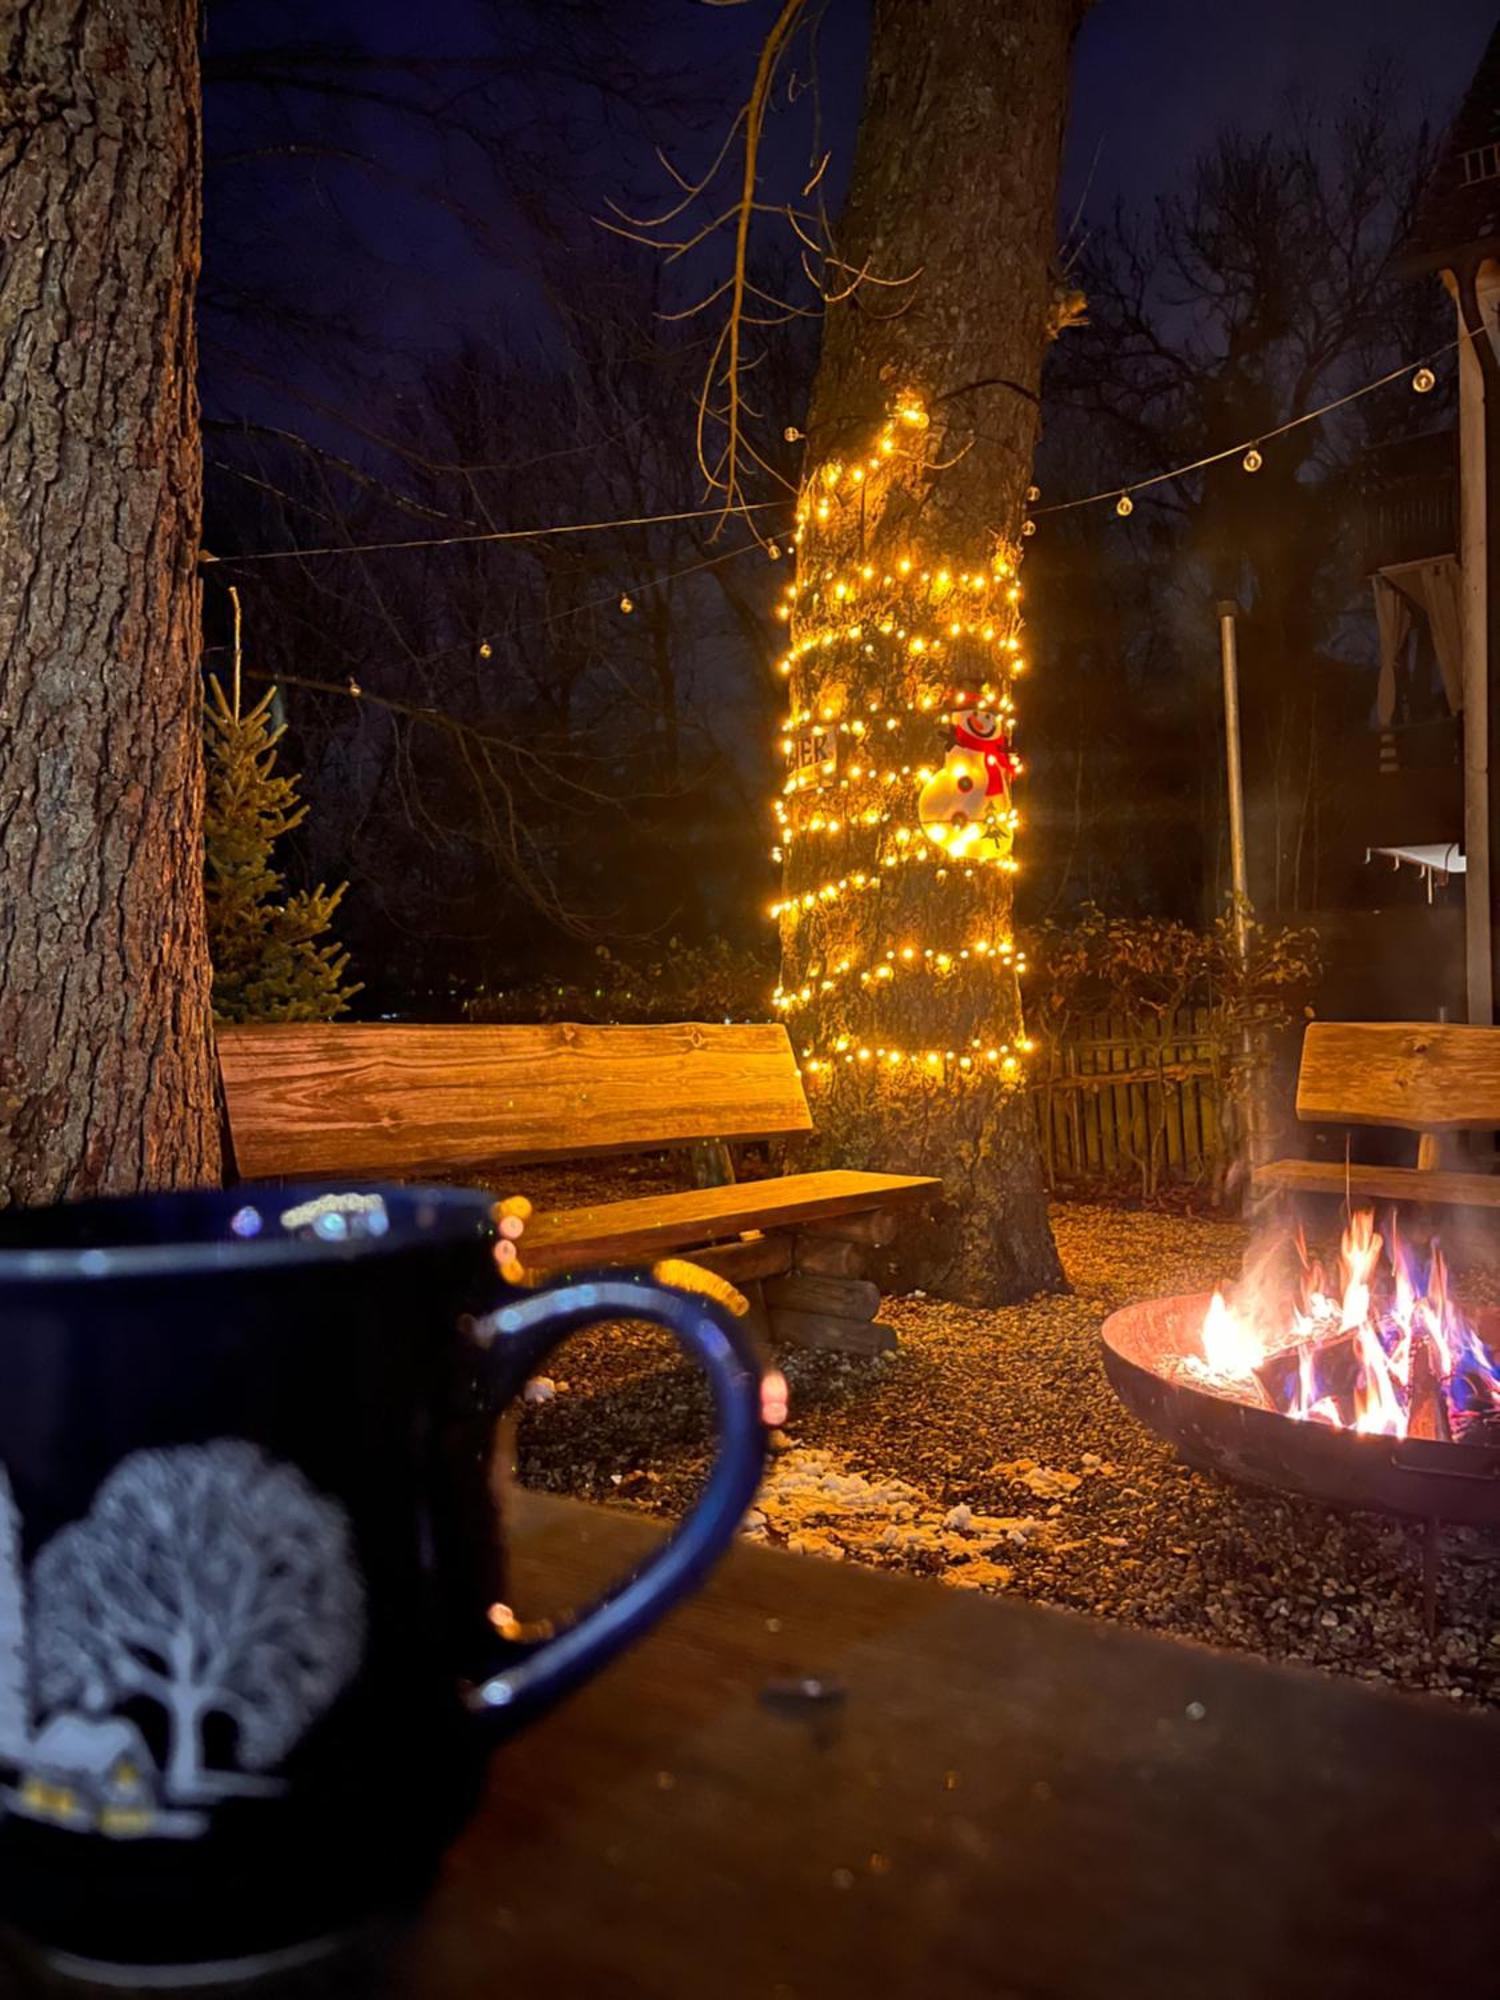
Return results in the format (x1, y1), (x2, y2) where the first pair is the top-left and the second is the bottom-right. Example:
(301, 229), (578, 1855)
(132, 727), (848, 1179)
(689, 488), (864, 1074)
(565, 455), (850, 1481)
(464, 1272), (768, 1725)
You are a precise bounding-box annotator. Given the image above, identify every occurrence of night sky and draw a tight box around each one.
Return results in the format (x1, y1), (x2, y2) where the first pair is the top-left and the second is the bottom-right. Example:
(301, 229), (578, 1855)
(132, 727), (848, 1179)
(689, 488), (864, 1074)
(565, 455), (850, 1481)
(1064, 0), (1496, 210)
(203, 1), (1500, 425)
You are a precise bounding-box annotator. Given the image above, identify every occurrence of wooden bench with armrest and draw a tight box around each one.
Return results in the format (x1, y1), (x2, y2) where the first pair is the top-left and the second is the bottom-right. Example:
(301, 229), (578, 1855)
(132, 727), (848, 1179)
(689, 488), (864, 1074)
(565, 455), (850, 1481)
(216, 1020), (939, 1354)
(1252, 1020), (1500, 1213)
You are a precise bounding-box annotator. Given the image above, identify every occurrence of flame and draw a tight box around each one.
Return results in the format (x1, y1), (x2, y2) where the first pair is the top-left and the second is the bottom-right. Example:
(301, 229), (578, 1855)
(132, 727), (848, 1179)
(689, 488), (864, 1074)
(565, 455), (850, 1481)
(1187, 1208), (1500, 1441)
(1337, 1211), (1382, 1333)
(1200, 1289), (1265, 1379)
(1351, 1323), (1404, 1436)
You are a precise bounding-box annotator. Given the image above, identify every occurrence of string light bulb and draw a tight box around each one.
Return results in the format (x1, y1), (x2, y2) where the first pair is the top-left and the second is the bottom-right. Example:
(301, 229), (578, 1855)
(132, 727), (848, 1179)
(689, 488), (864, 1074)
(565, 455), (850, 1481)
(1242, 446), (1263, 473)
(1412, 366), (1436, 395)
(1115, 493), (1134, 518)
(619, 594), (635, 615)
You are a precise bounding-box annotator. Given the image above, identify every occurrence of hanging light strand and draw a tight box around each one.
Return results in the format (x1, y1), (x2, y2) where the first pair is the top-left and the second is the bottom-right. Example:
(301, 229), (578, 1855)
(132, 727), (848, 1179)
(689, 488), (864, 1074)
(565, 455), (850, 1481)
(1037, 336), (1466, 522)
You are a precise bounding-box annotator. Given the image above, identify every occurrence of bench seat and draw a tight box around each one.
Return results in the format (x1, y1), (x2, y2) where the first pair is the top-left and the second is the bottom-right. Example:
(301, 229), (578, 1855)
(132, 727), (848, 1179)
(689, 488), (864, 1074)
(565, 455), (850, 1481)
(523, 1170), (939, 1272)
(1253, 1158), (1500, 1209)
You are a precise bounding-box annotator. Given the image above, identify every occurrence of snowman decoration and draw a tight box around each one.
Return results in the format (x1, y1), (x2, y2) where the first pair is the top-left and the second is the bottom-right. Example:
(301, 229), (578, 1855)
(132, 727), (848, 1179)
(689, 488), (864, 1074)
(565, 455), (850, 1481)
(917, 707), (1015, 862)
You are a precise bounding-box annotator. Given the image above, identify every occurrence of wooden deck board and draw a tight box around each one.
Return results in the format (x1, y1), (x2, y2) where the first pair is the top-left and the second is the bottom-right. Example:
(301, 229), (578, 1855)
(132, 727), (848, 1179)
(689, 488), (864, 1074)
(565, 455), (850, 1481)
(90, 1491), (1500, 1998)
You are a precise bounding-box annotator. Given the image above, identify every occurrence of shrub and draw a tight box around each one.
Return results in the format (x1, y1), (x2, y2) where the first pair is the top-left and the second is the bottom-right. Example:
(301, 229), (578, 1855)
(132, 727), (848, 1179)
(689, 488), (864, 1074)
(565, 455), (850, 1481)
(1022, 905), (1320, 1198)
(1023, 905), (1319, 1048)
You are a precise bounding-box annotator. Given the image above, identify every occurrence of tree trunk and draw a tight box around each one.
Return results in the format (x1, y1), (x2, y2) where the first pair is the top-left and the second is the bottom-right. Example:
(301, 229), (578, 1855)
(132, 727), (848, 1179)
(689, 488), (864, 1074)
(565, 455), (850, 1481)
(777, 0), (1082, 1302)
(0, 0), (219, 1205)
(164, 1683), (208, 1802)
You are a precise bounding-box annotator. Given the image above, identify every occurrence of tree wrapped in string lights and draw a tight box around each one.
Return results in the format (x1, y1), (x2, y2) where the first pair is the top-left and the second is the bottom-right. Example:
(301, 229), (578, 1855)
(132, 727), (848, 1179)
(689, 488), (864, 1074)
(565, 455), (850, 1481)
(772, 402), (1055, 1301)
(773, 400), (1030, 1077)
(769, 0), (1087, 1304)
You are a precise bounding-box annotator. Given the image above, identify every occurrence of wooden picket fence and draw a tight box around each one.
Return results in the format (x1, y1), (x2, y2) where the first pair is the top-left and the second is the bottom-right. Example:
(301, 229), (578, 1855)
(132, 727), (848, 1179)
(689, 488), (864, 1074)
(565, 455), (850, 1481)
(1031, 1006), (1232, 1196)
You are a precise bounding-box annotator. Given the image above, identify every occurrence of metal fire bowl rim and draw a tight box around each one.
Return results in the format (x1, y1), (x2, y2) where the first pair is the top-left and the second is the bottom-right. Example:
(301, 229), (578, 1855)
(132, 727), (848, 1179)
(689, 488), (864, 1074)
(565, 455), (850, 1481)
(1099, 1292), (1500, 1529)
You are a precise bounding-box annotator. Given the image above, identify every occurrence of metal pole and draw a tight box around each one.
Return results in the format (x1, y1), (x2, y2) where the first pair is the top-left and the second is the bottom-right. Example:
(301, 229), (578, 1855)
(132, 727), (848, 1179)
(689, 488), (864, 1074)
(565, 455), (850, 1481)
(1217, 598), (1268, 1189)
(1217, 600), (1250, 957)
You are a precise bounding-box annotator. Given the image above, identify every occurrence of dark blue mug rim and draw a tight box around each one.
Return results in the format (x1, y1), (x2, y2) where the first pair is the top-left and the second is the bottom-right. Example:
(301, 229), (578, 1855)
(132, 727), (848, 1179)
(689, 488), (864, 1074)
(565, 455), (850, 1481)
(0, 1181), (499, 1283)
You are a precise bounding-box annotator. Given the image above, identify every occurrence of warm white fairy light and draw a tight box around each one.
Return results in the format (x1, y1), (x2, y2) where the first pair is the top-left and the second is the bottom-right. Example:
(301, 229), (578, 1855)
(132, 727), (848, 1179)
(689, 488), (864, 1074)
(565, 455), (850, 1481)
(772, 395), (1035, 1080)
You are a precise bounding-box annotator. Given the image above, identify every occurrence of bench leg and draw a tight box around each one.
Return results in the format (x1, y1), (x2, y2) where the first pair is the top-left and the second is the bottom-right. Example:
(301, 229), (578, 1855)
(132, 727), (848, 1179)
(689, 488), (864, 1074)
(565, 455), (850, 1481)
(790, 1232), (867, 1278)
(689, 1139), (735, 1189)
(1423, 1516), (1441, 1641)
(765, 1307), (897, 1356)
(800, 1208), (899, 1248)
(764, 1216), (899, 1354)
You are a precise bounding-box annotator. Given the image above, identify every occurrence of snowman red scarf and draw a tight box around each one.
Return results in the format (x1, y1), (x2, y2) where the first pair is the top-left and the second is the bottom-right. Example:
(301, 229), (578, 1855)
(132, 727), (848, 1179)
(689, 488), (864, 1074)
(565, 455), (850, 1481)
(950, 709), (1016, 798)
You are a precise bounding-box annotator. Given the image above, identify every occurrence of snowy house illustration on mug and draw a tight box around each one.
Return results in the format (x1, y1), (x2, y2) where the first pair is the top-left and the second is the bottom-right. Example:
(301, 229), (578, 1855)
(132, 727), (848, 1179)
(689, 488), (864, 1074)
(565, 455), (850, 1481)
(0, 1443), (365, 1840)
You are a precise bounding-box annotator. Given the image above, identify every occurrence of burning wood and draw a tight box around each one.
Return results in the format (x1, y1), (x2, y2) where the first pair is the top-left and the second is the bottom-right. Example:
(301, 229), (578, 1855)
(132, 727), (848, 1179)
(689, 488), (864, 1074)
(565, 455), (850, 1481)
(1406, 1329), (1452, 1444)
(1173, 1208), (1500, 1443)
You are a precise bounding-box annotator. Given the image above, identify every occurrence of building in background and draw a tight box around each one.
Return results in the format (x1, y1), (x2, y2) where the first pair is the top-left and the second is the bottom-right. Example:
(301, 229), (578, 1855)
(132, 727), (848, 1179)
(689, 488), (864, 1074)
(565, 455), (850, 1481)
(1392, 17), (1500, 1023)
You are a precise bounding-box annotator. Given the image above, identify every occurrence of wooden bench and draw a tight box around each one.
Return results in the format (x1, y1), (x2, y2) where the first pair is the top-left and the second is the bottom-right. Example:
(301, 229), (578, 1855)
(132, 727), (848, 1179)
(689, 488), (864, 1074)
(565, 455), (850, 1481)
(1253, 1020), (1500, 1211)
(217, 1021), (939, 1354)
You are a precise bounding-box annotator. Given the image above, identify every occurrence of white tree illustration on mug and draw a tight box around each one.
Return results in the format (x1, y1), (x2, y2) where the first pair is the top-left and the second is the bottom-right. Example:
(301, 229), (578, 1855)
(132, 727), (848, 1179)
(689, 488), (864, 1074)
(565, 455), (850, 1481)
(30, 1442), (364, 1803)
(0, 1468), (29, 1765)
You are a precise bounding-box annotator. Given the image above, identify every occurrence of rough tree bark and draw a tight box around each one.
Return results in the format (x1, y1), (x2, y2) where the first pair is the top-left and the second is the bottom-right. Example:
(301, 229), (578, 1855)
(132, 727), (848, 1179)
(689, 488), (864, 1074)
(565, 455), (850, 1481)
(777, 0), (1085, 1302)
(0, 0), (219, 1204)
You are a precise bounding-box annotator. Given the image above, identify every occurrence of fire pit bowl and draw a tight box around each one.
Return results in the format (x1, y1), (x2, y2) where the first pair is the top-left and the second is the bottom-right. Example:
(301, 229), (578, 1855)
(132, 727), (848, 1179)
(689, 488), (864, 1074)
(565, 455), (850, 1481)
(1101, 1293), (1500, 1529)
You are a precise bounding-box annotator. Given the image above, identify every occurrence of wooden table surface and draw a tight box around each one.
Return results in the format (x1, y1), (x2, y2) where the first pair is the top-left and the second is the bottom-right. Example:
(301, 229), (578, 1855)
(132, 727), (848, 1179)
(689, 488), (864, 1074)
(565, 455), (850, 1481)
(28, 1491), (1500, 1999)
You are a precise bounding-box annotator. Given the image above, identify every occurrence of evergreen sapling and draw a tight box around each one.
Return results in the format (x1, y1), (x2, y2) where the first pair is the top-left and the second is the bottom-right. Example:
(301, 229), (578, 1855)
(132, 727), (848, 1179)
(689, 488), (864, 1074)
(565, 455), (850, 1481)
(202, 675), (360, 1023)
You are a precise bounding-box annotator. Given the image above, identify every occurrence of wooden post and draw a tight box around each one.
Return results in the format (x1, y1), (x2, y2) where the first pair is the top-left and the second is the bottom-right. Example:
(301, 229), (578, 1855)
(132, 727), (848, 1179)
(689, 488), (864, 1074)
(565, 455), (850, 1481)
(1455, 276), (1493, 1025)
(690, 1140), (736, 1189)
(1456, 263), (1500, 1017)
(1422, 1517), (1441, 1642)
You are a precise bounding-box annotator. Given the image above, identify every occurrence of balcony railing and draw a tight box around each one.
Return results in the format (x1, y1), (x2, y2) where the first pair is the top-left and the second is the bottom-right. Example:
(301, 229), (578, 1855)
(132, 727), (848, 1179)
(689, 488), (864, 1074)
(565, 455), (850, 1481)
(1357, 427), (1458, 574)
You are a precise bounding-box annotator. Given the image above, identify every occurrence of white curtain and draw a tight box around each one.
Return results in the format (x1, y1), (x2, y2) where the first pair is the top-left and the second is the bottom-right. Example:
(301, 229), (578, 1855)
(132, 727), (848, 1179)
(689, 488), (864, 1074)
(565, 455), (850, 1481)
(1373, 574), (1413, 727)
(1407, 556), (1465, 715)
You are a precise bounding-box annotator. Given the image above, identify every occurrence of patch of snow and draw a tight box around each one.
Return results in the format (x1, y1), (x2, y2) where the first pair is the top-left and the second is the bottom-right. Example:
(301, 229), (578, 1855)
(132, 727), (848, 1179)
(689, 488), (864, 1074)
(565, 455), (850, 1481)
(996, 1458), (1082, 1500)
(741, 1446), (1061, 1587)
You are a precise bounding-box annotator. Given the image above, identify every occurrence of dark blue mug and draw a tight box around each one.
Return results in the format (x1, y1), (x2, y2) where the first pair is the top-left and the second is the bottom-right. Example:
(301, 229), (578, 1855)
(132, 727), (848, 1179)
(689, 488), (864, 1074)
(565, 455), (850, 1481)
(0, 1182), (768, 1983)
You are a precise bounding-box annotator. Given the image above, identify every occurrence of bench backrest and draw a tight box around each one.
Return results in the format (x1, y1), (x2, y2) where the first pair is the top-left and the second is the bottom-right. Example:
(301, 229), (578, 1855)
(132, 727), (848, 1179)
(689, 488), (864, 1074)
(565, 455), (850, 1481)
(218, 1021), (814, 1182)
(1295, 1021), (1500, 1133)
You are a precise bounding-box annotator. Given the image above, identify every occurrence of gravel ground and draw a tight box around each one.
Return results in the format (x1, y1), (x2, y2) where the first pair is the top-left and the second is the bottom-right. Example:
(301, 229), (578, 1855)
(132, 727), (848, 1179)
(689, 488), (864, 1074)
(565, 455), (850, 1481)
(515, 1191), (1500, 1707)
